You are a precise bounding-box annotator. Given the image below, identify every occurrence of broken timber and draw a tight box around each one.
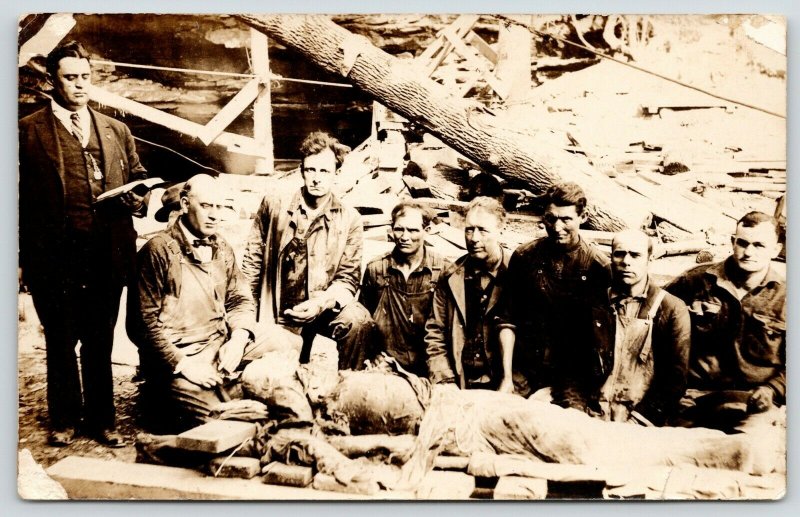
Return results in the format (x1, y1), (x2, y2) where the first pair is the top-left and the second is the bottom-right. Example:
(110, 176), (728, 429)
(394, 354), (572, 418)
(237, 14), (656, 233)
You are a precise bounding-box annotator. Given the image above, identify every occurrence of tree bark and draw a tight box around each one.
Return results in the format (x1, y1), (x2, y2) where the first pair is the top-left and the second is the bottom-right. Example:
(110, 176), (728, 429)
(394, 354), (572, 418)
(237, 14), (653, 232)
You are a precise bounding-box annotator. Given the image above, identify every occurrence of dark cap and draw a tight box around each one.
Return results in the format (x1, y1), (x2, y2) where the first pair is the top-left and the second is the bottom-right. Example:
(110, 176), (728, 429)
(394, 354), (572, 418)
(153, 182), (185, 223)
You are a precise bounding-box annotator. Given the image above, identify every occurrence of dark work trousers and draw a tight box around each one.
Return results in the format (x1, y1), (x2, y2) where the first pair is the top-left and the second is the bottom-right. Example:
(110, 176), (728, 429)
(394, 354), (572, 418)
(29, 230), (122, 432)
(298, 302), (375, 371)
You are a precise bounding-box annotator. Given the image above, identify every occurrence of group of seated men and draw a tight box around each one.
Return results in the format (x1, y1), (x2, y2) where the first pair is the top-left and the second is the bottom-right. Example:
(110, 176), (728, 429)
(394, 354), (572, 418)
(126, 131), (785, 433)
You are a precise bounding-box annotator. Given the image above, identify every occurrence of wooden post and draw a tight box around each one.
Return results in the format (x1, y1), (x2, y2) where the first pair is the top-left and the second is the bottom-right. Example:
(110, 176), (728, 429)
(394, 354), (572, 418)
(495, 16), (532, 103)
(251, 28), (273, 175)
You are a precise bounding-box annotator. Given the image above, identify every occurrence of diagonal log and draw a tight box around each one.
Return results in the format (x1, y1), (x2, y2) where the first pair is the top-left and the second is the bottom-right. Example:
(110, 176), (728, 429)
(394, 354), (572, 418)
(237, 14), (655, 232)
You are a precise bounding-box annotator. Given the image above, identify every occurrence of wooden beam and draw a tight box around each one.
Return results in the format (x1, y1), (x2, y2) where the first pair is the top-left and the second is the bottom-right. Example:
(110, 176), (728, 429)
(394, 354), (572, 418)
(88, 85), (267, 158)
(251, 28), (274, 174)
(465, 30), (497, 65)
(197, 78), (261, 145)
(441, 26), (510, 100)
(495, 20), (532, 102)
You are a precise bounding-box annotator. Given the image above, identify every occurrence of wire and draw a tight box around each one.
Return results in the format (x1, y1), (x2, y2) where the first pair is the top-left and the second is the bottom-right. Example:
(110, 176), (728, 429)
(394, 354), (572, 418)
(90, 58), (353, 88)
(133, 135), (224, 175)
(494, 15), (786, 119)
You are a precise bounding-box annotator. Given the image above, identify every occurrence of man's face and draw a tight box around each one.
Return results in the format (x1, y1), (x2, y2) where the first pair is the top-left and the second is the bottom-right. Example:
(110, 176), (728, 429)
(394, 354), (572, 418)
(731, 222), (781, 273)
(301, 148), (337, 200)
(52, 57), (91, 111)
(181, 181), (226, 238)
(611, 232), (651, 287)
(543, 204), (586, 246)
(392, 210), (428, 257)
(464, 207), (502, 263)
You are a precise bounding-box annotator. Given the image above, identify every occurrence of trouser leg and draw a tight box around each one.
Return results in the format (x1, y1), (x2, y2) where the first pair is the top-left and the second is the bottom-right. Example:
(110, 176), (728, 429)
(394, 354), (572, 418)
(299, 302), (375, 370)
(31, 285), (82, 430)
(79, 281), (123, 431)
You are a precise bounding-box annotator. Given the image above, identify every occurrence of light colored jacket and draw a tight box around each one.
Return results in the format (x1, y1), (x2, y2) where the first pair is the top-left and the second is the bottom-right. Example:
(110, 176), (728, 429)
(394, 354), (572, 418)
(241, 189), (363, 324)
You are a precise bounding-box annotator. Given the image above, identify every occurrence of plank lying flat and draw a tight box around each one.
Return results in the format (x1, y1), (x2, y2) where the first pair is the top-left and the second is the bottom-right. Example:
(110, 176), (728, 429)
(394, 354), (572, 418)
(46, 456), (409, 500)
(175, 420), (257, 454)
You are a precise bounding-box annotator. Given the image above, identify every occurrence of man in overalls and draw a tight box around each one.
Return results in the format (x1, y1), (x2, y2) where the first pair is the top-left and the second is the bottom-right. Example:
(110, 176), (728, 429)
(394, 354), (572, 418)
(496, 182), (611, 398)
(129, 174), (267, 432)
(360, 201), (450, 377)
(561, 230), (691, 426)
(666, 212), (785, 431)
(425, 197), (513, 391)
(241, 132), (374, 371)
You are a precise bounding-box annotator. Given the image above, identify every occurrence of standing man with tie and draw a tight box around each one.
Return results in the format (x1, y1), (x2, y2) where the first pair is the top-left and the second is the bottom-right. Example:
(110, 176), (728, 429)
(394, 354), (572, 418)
(19, 41), (148, 447)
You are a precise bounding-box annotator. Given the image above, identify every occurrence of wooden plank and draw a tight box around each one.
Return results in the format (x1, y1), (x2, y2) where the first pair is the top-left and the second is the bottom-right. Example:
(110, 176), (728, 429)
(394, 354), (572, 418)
(88, 85), (266, 158)
(465, 30), (497, 64)
(262, 462), (313, 487)
(420, 15), (479, 77)
(198, 78), (261, 145)
(208, 457), (261, 479)
(175, 420), (257, 454)
(494, 476), (548, 500)
(441, 26), (510, 100)
(47, 456), (406, 500)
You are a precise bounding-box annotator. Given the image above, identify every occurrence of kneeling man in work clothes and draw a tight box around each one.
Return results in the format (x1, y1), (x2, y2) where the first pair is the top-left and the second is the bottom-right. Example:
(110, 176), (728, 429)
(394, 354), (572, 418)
(561, 229), (691, 426)
(128, 174), (268, 432)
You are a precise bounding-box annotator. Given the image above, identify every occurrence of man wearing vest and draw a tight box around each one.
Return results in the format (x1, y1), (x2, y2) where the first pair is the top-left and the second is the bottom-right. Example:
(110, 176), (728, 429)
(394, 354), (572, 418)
(128, 174), (269, 432)
(241, 131), (374, 371)
(425, 197), (513, 391)
(360, 201), (451, 377)
(19, 41), (148, 447)
(560, 230), (691, 426)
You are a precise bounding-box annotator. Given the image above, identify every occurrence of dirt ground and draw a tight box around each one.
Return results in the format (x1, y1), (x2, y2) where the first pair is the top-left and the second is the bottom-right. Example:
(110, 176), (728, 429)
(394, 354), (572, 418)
(17, 293), (140, 469)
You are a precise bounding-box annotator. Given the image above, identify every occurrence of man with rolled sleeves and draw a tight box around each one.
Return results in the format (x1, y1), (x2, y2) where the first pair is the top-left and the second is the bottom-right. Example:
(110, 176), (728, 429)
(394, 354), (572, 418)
(19, 41), (148, 447)
(666, 211), (785, 430)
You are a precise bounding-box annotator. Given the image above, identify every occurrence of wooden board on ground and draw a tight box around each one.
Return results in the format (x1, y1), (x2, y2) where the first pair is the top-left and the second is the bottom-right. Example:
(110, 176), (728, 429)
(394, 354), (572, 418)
(175, 420), (256, 454)
(46, 456), (409, 500)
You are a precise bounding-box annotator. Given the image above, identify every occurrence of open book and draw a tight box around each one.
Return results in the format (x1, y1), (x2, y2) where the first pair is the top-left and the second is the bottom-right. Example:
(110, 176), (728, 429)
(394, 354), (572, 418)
(94, 177), (165, 203)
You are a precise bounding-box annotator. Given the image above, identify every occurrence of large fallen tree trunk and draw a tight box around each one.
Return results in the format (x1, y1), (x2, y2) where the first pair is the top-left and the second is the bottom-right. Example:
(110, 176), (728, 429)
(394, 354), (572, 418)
(237, 14), (654, 232)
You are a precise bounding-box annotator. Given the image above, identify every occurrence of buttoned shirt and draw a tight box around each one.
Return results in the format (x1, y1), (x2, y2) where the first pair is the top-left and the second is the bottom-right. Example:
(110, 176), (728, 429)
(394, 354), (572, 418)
(666, 258), (786, 402)
(608, 278), (650, 318)
(51, 100), (90, 148)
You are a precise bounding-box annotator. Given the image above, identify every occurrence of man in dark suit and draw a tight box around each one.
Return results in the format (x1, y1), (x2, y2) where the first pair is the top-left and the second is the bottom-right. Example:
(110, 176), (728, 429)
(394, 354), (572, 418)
(19, 41), (148, 447)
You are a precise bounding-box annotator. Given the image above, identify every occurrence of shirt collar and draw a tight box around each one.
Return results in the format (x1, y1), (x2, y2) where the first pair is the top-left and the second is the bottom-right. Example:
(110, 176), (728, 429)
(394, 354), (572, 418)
(609, 276), (650, 305)
(51, 100), (89, 126)
(466, 248), (507, 279)
(707, 257), (784, 290)
(176, 219), (215, 250)
(388, 247), (434, 274)
(287, 189), (339, 220)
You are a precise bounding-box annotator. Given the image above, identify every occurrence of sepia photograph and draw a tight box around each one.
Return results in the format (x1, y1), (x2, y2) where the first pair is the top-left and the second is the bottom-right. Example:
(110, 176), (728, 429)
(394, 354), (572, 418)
(17, 12), (786, 501)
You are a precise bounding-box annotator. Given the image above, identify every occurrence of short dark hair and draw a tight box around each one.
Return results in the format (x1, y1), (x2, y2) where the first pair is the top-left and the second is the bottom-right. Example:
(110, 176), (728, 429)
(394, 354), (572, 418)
(466, 196), (506, 225)
(737, 211), (780, 237)
(544, 182), (587, 215)
(46, 40), (90, 78)
(299, 131), (350, 171)
(391, 200), (434, 228)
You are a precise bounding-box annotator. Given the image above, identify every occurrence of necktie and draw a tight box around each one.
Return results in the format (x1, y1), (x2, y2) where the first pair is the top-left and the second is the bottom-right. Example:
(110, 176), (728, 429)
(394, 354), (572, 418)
(193, 239), (212, 248)
(70, 112), (83, 146)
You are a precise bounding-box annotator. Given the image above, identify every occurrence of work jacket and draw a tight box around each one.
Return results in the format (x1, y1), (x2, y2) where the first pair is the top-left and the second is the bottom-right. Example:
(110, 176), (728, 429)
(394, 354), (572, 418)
(665, 258), (786, 403)
(562, 280), (691, 425)
(241, 189), (363, 324)
(425, 251), (509, 388)
(128, 222), (256, 377)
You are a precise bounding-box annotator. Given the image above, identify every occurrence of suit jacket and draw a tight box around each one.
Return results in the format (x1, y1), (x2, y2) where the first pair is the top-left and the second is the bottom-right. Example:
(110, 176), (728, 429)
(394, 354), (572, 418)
(19, 104), (147, 288)
(425, 251), (509, 388)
